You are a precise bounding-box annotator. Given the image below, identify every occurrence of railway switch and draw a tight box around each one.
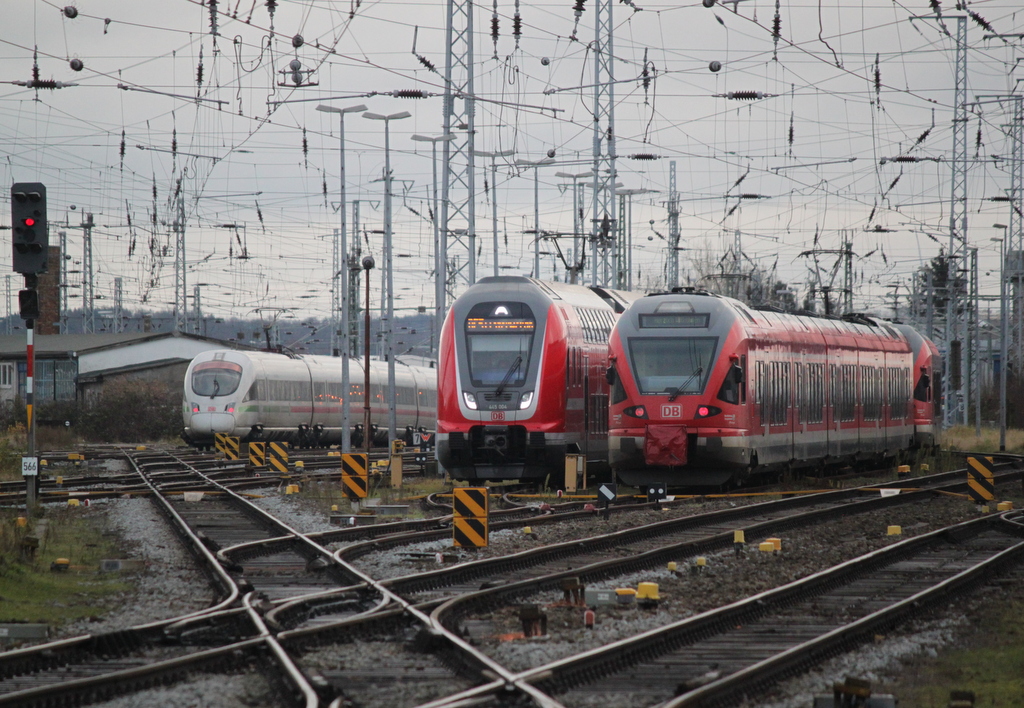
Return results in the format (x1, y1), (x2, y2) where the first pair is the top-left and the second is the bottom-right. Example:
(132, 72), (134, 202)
(561, 577), (584, 605)
(519, 604), (547, 637)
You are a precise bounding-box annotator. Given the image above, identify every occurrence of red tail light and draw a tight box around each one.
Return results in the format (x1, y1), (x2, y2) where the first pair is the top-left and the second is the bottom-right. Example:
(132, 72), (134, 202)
(694, 405), (722, 419)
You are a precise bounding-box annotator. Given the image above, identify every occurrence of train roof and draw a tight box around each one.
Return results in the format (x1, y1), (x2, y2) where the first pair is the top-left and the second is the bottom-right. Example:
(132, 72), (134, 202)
(464, 276), (644, 313)
(624, 289), (917, 346)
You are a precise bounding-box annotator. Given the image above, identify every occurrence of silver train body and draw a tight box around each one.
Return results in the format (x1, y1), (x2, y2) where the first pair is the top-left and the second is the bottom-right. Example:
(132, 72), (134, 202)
(182, 349), (437, 448)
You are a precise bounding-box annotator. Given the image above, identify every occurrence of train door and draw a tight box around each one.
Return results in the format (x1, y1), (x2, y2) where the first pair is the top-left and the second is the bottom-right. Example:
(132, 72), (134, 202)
(793, 354), (805, 463)
(582, 352), (591, 461)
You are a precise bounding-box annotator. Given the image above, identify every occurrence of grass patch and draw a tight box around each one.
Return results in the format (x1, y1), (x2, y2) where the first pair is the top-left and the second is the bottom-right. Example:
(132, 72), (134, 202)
(942, 426), (1024, 455)
(0, 507), (132, 625)
(887, 578), (1024, 706)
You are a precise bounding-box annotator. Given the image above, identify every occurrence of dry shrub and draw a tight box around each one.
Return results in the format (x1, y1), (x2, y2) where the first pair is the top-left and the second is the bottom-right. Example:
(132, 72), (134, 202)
(79, 379), (181, 443)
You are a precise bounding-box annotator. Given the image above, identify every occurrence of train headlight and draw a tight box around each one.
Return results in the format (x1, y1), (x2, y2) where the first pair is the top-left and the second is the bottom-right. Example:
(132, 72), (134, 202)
(519, 391), (534, 409)
(695, 405), (722, 419)
(463, 391), (478, 410)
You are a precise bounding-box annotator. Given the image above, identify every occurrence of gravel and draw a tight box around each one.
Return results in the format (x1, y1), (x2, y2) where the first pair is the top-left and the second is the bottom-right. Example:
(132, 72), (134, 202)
(54, 496), (214, 639)
(471, 496), (986, 673)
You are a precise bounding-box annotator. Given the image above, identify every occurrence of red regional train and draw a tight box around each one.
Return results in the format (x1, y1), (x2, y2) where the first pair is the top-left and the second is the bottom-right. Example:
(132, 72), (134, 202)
(606, 288), (941, 487)
(436, 276), (642, 482)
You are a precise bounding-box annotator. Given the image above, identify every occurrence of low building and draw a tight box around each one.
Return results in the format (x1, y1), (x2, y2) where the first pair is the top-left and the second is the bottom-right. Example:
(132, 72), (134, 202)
(0, 332), (251, 410)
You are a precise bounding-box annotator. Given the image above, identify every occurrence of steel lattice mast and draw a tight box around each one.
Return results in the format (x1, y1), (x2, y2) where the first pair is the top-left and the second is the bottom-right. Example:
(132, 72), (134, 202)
(438, 0), (476, 352)
(1009, 97), (1023, 371)
(589, 0), (617, 287)
(667, 161), (680, 289)
(943, 15), (968, 427)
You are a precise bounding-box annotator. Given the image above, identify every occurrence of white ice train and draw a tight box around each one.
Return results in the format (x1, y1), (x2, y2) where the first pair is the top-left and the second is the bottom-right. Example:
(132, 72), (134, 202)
(181, 349), (437, 449)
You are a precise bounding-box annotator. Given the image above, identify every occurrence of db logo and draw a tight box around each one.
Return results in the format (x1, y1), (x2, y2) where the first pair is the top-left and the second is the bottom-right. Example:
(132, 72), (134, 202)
(661, 404), (683, 418)
(491, 411), (506, 421)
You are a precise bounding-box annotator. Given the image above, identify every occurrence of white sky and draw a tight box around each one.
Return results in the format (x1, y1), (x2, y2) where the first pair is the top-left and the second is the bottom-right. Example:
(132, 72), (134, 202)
(2, 0), (1023, 327)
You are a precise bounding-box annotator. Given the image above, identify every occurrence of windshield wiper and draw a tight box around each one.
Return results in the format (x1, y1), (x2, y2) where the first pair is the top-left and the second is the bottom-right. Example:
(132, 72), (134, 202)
(211, 378), (220, 399)
(667, 366), (702, 401)
(495, 356), (523, 396)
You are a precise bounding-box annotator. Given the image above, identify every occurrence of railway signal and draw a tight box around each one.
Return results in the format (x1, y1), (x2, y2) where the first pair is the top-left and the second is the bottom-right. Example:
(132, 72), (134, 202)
(11, 183), (48, 275)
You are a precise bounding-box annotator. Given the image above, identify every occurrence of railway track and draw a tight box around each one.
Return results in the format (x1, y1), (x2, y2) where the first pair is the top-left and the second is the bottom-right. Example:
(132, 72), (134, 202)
(508, 510), (1024, 708)
(1, 448), (1022, 707)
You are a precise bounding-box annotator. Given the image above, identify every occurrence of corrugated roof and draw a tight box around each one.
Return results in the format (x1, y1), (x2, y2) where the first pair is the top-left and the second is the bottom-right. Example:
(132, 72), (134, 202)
(0, 332), (250, 358)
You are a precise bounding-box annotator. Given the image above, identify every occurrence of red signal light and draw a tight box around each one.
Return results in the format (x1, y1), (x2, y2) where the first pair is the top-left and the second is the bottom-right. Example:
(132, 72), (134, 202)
(23, 217), (36, 227)
(635, 406), (645, 418)
(697, 405), (710, 417)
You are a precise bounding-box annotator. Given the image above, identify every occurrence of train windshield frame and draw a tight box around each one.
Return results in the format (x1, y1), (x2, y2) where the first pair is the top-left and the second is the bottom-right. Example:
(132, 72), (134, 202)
(464, 302), (535, 388)
(192, 361), (244, 397)
(627, 336), (718, 396)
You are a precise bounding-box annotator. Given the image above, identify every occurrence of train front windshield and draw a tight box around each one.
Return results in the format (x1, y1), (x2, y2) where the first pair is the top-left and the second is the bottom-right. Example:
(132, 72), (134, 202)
(191, 361), (243, 397)
(464, 302), (535, 387)
(628, 337), (717, 396)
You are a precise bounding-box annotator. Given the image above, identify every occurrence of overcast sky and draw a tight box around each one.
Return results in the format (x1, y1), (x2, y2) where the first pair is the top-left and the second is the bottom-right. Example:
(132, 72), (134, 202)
(2, 0), (1023, 333)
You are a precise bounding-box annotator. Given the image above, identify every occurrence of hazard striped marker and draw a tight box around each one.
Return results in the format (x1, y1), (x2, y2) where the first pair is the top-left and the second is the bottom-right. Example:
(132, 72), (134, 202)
(453, 487), (488, 518)
(248, 442), (266, 469)
(341, 453), (369, 499)
(214, 433), (228, 455)
(268, 442), (289, 473)
(453, 487), (488, 547)
(453, 517), (488, 548)
(224, 436), (241, 461)
(966, 456), (995, 503)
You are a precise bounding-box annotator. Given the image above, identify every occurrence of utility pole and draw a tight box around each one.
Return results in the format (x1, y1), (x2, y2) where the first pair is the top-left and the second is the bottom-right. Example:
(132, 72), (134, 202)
(82, 213), (95, 334)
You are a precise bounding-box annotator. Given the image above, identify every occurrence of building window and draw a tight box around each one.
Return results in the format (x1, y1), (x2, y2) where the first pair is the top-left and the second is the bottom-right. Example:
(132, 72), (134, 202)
(0, 363), (13, 388)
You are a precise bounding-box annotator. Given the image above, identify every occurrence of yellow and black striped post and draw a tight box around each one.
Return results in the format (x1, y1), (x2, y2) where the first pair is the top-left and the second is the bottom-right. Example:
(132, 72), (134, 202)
(341, 453), (369, 499)
(248, 441), (266, 469)
(214, 433), (228, 456)
(966, 456), (995, 504)
(268, 442), (289, 474)
(453, 487), (489, 548)
(224, 436), (240, 461)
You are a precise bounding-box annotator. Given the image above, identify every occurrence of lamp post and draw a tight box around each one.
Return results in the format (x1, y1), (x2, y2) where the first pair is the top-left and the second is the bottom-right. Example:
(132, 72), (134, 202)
(412, 133), (455, 356)
(515, 157), (555, 278)
(362, 255), (375, 454)
(364, 110), (411, 445)
(993, 224), (1008, 451)
(556, 171), (592, 281)
(473, 149), (515, 277)
(317, 102), (366, 452)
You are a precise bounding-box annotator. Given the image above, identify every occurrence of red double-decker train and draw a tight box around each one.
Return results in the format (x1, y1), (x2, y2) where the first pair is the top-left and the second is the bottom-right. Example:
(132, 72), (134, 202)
(436, 276), (642, 482)
(607, 288), (940, 487)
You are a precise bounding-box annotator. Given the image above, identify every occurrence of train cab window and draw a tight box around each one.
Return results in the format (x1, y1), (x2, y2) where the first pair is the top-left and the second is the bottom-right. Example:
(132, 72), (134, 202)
(716, 359), (744, 405)
(628, 337), (717, 396)
(242, 381), (260, 402)
(610, 364), (627, 404)
(192, 361), (243, 397)
(465, 302), (535, 387)
(914, 369), (931, 402)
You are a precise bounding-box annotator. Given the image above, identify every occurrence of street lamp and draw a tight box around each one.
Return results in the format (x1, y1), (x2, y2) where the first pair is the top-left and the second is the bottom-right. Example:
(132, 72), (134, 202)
(364, 110), (411, 446)
(515, 157), (555, 278)
(473, 149), (515, 277)
(412, 133), (455, 357)
(362, 255), (375, 454)
(993, 223), (1008, 451)
(317, 102), (366, 452)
